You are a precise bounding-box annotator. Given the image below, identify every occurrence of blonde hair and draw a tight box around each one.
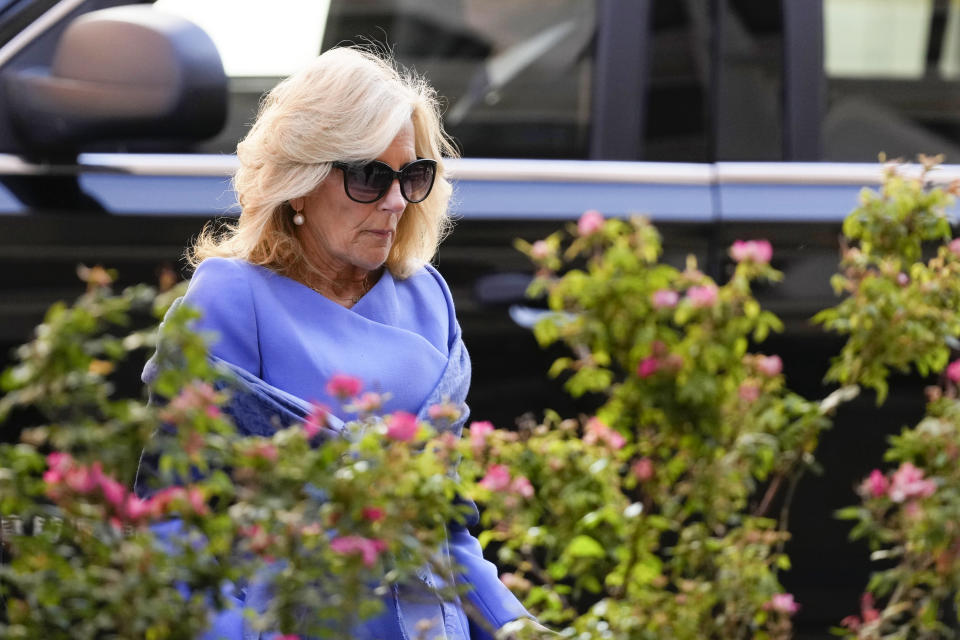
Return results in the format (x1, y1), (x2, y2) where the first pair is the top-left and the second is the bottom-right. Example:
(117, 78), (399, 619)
(190, 46), (458, 279)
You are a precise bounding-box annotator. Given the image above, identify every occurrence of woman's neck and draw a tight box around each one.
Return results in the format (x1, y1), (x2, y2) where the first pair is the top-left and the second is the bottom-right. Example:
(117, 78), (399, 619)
(298, 259), (381, 307)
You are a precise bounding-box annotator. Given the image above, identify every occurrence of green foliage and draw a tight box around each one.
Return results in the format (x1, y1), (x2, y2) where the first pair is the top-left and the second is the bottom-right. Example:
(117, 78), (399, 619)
(814, 161), (960, 403)
(467, 216), (833, 639)
(16, 165), (960, 639)
(0, 273), (464, 639)
(822, 160), (960, 638)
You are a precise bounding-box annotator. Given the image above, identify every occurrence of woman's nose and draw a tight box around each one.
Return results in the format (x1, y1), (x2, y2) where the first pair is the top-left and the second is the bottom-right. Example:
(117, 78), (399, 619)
(378, 179), (406, 212)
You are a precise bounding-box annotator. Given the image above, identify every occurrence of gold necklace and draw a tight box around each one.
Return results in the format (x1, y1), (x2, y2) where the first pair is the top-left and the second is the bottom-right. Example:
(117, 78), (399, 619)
(302, 270), (375, 305)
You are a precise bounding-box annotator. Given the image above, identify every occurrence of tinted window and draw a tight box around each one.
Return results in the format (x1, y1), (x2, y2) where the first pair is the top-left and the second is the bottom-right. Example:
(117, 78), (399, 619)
(157, 0), (596, 159)
(326, 1), (595, 159)
(823, 0), (960, 161)
(643, 1), (784, 162)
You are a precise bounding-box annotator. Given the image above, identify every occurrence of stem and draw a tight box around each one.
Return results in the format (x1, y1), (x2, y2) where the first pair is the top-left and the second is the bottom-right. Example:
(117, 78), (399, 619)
(617, 516), (645, 600)
(753, 473), (784, 518)
(524, 551), (574, 614)
(776, 469), (804, 557)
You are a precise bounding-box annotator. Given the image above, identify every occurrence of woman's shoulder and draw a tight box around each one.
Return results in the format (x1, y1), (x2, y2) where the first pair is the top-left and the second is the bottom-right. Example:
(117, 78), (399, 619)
(184, 257), (263, 308)
(182, 257), (263, 375)
(188, 257), (278, 294)
(405, 263), (452, 296)
(399, 264), (455, 312)
(191, 256), (261, 280)
(393, 264), (460, 347)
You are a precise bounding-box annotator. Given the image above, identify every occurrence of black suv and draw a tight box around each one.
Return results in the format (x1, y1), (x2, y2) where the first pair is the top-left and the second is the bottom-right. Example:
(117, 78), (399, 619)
(1, 2), (957, 637)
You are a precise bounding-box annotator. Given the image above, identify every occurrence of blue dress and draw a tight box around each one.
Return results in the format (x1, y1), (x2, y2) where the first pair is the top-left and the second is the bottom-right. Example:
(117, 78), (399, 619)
(170, 257), (528, 640)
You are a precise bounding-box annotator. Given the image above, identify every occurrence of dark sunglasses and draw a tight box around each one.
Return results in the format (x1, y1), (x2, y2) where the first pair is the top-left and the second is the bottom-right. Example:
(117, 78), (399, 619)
(332, 158), (437, 204)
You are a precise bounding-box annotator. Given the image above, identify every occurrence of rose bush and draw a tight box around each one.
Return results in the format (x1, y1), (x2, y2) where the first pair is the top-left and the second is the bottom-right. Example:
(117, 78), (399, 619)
(0, 273), (469, 639)
(6, 160), (960, 639)
(816, 158), (960, 638)
(501, 214), (836, 638)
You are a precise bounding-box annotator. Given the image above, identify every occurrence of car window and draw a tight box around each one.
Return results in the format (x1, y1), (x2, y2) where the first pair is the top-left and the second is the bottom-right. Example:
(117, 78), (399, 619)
(153, 0), (331, 77)
(823, 0), (960, 161)
(154, 0), (596, 160)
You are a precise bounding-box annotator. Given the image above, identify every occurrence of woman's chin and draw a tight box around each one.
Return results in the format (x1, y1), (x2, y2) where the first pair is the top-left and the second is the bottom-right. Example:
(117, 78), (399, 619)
(354, 254), (389, 273)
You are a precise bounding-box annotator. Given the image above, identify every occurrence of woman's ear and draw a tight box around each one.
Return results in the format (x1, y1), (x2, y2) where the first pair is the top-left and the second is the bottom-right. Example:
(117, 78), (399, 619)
(289, 197), (304, 212)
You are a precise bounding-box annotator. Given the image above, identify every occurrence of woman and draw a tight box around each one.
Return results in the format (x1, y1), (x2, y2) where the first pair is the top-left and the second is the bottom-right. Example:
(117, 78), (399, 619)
(167, 47), (533, 639)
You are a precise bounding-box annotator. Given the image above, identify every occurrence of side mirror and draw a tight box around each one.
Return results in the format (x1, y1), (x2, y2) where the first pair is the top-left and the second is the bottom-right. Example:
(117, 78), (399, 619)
(3, 5), (227, 157)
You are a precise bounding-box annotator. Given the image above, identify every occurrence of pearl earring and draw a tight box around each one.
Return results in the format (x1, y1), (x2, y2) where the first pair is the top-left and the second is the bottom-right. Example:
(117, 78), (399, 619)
(292, 210), (305, 226)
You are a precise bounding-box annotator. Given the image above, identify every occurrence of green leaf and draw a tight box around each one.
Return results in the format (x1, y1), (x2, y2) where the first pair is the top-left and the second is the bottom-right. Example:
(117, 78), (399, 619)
(580, 574), (602, 593)
(548, 357), (573, 378)
(564, 535), (606, 559)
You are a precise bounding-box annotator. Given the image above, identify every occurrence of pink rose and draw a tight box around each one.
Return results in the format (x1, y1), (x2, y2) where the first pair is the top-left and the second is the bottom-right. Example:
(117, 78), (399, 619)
(577, 209), (604, 236)
(583, 417), (626, 450)
(861, 593), (880, 623)
(352, 392), (384, 414)
(662, 354), (684, 372)
(249, 442), (278, 462)
(729, 239), (773, 264)
(530, 240), (552, 260)
(637, 356), (659, 379)
(950, 238), (960, 257)
(44, 453), (73, 490)
(42, 469), (62, 489)
(889, 462), (936, 502)
(46, 451), (73, 472)
(756, 355), (783, 377)
(738, 383), (761, 404)
(651, 289), (679, 310)
(99, 475), (127, 508)
(510, 476), (535, 498)
(330, 535), (387, 568)
(436, 432), (459, 452)
(947, 359), (960, 383)
(427, 402), (462, 423)
(188, 487), (208, 515)
(632, 457), (654, 481)
(125, 495), (153, 521)
(469, 421), (496, 452)
(385, 411), (418, 441)
(241, 524), (273, 554)
(479, 464), (512, 492)
(326, 374), (363, 400)
(652, 290), (679, 311)
(863, 469), (889, 498)
(764, 593), (799, 615)
(839, 615), (861, 632)
(169, 382), (219, 413)
(304, 403), (330, 439)
(842, 592), (881, 631)
(362, 506), (385, 522)
(686, 284), (718, 308)
(65, 466), (99, 494)
(606, 430), (626, 450)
